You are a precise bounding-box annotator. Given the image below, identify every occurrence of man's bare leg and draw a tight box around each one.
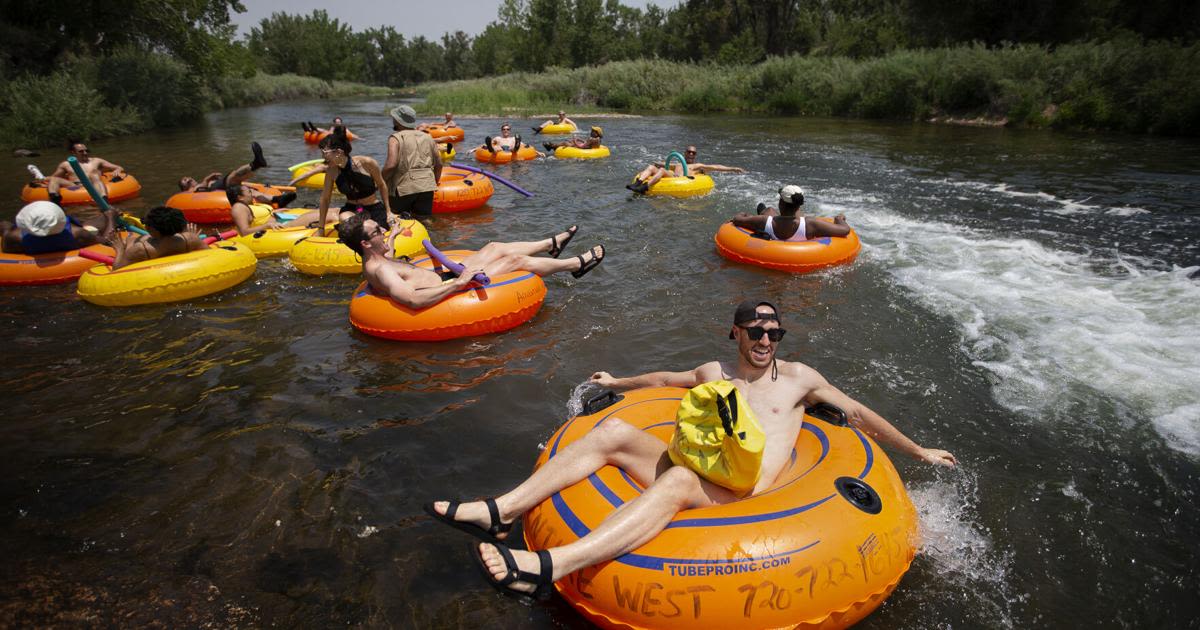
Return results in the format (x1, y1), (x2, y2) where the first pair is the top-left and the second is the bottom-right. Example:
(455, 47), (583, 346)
(477, 463), (736, 592)
(429, 417), (666, 539)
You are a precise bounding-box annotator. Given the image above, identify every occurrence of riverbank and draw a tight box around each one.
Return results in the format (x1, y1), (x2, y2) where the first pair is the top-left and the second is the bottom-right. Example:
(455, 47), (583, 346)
(415, 40), (1200, 136)
(0, 64), (391, 150)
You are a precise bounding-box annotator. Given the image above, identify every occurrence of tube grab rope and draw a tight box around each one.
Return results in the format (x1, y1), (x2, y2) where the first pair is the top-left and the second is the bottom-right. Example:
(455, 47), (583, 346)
(421, 239), (490, 286)
(448, 162), (533, 197)
(664, 151), (689, 177)
(66, 157), (149, 235)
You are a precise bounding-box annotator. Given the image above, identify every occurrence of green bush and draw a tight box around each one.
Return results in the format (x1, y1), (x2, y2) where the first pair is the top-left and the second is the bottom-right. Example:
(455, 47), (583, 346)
(0, 70), (143, 149)
(97, 48), (206, 126)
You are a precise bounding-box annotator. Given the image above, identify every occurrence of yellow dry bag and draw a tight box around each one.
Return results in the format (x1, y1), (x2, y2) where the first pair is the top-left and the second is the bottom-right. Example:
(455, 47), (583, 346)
(668, 380), (766, 494)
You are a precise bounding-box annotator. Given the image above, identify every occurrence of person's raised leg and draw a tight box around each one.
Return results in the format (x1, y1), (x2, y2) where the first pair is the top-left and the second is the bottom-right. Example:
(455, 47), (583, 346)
(429, 417), (665, 540)
(477, 463), (737, 593)
(225, 164), (253, 187)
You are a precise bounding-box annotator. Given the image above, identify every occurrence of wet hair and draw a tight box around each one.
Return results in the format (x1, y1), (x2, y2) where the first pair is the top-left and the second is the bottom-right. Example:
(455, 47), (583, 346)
(144, 206), (188, 236)
(336, 212), (368, 256)
(225, 184), (243, 205)
(333, 116), (343, 124)
(318, 131), (353, 155)
(66, 138), (83, 151)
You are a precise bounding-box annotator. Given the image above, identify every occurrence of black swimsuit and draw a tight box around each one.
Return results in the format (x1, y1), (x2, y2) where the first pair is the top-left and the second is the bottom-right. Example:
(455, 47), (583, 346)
(334, 161), (377, 199)
(334, 160), (388, 224)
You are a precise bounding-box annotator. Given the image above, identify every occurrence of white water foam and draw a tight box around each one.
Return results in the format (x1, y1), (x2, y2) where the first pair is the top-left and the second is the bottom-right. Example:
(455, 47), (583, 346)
(835, 199), (1200, 456)
(931, 178), (1114, 215)
(909, 470), (1019, 626)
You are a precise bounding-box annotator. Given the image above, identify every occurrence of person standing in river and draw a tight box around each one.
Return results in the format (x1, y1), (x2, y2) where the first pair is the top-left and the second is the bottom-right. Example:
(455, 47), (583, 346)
(383, 105), (442, 218)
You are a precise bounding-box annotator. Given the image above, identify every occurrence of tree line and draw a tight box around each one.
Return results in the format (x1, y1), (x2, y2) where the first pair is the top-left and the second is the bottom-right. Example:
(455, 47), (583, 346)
(246, 0), (1198, 86)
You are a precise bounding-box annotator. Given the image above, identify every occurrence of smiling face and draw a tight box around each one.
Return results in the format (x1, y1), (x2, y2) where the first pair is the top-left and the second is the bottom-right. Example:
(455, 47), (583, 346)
(732, 305), (783, 369)
(361, 218), (391, 257)
(684, 146), (697, 164)
(71, 143), (90, 162)
(499, 124), (512, 137)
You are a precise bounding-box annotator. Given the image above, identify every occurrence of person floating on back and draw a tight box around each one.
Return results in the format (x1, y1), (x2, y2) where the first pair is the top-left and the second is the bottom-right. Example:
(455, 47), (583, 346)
(336, 214), (604, 310)
(177, 143), (295, 208)
(731, 185), (851, 241)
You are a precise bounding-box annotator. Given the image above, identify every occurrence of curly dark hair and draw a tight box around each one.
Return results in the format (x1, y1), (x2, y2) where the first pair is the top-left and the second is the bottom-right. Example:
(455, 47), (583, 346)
(145, 206), (188, 236)
(336, 212), (368, 256)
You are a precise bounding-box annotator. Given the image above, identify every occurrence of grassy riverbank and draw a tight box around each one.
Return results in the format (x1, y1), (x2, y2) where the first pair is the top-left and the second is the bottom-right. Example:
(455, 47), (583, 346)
(0, 56), (391, 150)
(417, 40), (1200, 135)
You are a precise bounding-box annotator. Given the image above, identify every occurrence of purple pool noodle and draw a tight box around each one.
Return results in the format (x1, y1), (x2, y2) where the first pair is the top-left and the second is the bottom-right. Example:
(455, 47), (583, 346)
(422, 239), (490, 286)
(448, 162), (534, 197)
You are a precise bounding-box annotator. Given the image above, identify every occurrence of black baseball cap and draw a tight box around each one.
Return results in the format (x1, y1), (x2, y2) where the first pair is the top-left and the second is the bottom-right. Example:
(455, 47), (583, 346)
(730, 300), (780, 339)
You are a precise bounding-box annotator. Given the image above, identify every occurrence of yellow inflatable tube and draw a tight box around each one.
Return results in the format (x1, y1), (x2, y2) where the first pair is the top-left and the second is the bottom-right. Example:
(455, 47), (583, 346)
(288, 218), (428, 275)
(540, 122), (577, 134)
(524, 387), (919, 630)
(288, 159), (327, 190)
(555, 146), (611, 160)
(646, 175), (715, 198)
(77, 242), (257, 306)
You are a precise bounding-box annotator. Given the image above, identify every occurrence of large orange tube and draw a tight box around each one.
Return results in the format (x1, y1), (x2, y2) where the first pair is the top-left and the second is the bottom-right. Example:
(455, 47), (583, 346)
(433, 167), (494, 213)
(524, 387), (919, 630)
(349, 250), (547, 341)
(21, 173), (141, 205)
(474, 146), (538, 164)
(714, 221), (861, 273)
(165, 182), (284, 224)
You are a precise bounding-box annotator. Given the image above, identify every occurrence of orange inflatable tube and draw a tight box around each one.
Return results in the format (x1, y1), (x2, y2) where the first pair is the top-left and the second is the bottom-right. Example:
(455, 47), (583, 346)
(714, 221), (861, 273)
(433, 167), (494, 213)
(474, 145), (538, 164)
(0, 243), (116, 286)
(304, 129), (359, 144)
(424, 124), (465, 144)
(21, 172), (141, 205)
(348, 250), (547, 341)
(165, 182), (284, 224)
(523, 387), (919, 630)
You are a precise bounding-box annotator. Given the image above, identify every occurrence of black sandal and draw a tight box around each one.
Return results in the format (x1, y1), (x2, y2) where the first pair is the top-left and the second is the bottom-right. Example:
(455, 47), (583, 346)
(423, 498), (513, 543)
(472, 542), (555, 604)
(572, 245), (604, 279)
(547, 225), (577, 258)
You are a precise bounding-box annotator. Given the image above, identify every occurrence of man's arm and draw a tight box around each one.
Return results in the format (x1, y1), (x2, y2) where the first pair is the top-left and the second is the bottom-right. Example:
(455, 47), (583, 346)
(694, 163), (746, 174)
(589, 365), (708, 391)
(96, 158), (125, 177)
(806, 379), (957, 467)
(382, 135), (400, 183)
(49, 161), (72, 180)
(373, 263), (476, 309)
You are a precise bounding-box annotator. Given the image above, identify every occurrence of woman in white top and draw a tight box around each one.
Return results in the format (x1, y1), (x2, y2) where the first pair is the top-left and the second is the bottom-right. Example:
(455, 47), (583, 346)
(731, 185), (851, 241)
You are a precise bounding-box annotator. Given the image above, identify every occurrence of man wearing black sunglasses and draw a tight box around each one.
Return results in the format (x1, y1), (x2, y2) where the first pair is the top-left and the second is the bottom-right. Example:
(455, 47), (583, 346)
(431, 299), (956, 599)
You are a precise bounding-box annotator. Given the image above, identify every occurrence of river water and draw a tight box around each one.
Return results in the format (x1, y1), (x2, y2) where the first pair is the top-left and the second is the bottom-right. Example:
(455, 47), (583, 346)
(2, 99), (1197, 628)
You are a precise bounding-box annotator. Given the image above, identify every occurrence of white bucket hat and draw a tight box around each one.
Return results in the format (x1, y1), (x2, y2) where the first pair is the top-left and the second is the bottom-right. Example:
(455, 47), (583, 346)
(16, 201), (67, 236)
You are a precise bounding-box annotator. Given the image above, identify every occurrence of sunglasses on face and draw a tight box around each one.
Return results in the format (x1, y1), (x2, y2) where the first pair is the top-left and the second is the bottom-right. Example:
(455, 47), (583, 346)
(740, 326), (786, 342)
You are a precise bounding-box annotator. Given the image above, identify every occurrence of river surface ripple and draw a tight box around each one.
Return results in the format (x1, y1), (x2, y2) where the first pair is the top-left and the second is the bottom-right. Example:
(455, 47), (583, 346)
(1, 100), (1198, 628)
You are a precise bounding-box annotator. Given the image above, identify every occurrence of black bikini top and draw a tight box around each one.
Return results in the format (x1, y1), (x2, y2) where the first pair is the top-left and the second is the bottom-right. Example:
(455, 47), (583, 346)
(334, 159), (377, 199)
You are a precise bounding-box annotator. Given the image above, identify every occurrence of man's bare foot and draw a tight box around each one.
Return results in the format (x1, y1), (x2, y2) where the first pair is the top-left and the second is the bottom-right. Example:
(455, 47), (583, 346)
(429, 500), (512, 540)
(478, 542), (549, 594)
